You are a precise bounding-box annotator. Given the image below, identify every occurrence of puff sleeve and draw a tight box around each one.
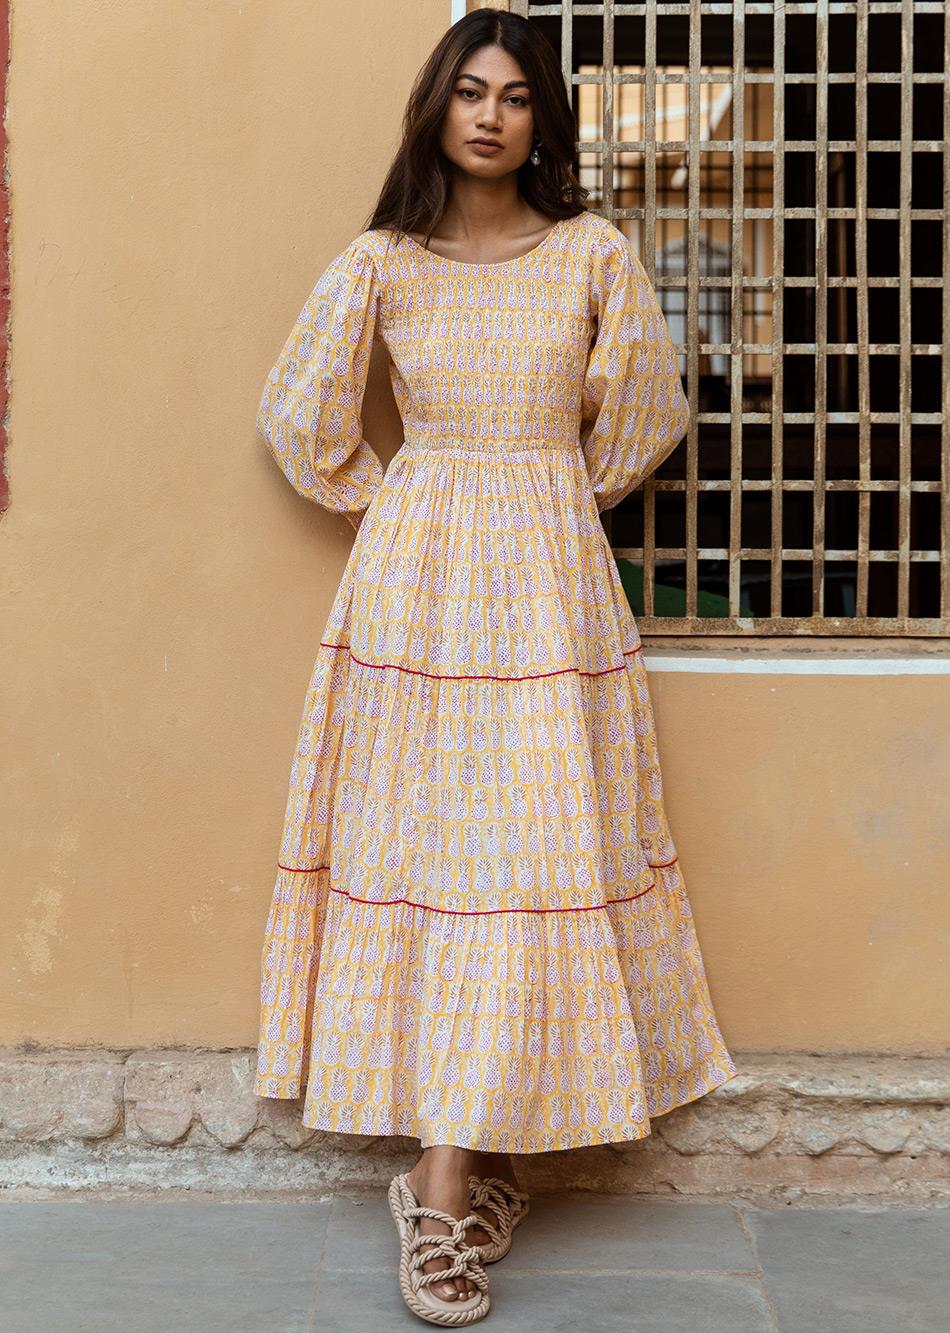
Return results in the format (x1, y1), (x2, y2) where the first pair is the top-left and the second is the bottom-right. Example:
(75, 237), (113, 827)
(580, 225), (690, 514)
(256, 237), (384, 527)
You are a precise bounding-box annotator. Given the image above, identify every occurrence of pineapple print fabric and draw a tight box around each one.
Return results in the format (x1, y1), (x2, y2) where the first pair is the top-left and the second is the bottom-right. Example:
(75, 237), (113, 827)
(254, 209), (738, 1153)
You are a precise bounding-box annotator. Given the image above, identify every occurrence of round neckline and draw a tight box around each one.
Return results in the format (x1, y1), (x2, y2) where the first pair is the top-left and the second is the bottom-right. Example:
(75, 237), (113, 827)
(401, 215), (570, 270)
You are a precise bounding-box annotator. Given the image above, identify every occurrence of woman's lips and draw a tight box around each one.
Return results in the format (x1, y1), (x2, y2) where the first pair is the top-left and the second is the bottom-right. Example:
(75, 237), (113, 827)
(468, 141), (503, 155)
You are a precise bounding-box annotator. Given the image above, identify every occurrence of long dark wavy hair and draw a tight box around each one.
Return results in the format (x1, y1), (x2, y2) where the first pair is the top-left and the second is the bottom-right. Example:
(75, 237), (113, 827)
(364, 9), (589, 248)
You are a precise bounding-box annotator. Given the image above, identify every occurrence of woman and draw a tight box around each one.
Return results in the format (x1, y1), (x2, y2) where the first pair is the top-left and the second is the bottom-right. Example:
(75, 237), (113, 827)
(254, 10), (737, 1326)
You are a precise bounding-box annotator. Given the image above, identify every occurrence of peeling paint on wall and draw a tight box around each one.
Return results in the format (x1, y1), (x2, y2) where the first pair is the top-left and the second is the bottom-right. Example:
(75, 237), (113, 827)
(17, 886), (64, 975)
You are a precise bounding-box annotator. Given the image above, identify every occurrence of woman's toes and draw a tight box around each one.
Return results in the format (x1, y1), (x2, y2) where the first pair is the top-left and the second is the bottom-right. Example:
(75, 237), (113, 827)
(427, 1266), (459, 1300)
(422, 1252), (472, 1301)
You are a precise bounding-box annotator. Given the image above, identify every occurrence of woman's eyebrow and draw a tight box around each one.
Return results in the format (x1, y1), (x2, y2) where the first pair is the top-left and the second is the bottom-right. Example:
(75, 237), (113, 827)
(456, 73), (530, 92)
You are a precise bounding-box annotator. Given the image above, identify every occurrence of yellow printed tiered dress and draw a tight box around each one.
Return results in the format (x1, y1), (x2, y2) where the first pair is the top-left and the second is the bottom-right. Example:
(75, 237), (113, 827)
(254, 208), (737, 1153)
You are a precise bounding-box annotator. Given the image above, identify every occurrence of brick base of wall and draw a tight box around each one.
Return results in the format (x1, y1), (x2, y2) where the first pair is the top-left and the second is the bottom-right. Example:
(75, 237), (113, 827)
(1, 1048), (947, 1203)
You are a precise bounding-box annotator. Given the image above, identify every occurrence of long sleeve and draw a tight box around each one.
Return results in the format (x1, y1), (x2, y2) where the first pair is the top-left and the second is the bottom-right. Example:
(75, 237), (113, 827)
(256, 236), (384, 525)
(580, 225), (690, 514)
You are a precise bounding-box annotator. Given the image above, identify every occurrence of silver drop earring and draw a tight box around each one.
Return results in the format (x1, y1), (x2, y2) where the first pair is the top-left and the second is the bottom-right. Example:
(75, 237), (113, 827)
(530, 139), (542, 166)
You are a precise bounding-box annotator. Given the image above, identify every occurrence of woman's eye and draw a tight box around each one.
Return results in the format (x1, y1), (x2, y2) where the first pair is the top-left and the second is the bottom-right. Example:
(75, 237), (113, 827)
(455, 89), (530, 107)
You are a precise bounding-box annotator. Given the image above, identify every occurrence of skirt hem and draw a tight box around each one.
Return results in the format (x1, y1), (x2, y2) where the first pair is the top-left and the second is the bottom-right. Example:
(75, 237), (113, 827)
(254, 1051), (739, 1155)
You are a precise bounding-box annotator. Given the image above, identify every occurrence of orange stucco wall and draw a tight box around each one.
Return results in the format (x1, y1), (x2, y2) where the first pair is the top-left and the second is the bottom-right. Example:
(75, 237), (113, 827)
(1, 1), (947, 1055)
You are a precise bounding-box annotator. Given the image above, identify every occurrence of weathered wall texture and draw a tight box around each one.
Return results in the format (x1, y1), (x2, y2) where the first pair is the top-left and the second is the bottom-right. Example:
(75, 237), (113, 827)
(3, 1050), (948, 1203)
(0, 1), (947, 1063)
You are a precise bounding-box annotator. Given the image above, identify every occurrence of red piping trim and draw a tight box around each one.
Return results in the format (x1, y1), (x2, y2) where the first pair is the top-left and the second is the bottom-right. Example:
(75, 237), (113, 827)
(320, 882), (656, 916)
(317, 642), (643, 682)
(272, 857), (679, 917)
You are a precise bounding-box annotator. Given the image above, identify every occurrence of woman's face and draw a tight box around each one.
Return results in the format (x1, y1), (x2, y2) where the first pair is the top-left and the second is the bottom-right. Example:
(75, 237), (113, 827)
(440, 43), (535, 179)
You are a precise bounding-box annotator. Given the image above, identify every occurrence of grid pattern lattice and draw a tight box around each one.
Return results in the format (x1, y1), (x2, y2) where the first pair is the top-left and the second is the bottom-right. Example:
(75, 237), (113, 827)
(506, 0), (948, 636)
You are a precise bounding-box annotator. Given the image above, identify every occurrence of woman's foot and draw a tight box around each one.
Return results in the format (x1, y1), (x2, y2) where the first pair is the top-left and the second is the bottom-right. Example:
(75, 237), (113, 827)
(467, 1150), (524, 1248)
(405, 1146), (492, 1302)
(469, 1149), (521, 1194)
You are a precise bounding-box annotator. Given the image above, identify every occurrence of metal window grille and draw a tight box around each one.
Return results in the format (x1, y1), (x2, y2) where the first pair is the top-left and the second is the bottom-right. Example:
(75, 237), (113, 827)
(504, 0), (949, 636)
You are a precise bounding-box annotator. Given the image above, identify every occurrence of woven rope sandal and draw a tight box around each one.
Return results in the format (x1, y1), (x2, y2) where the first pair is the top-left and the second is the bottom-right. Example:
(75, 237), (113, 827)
(388, 1172), (492, 1326)
(466, 1175), (531, 1264)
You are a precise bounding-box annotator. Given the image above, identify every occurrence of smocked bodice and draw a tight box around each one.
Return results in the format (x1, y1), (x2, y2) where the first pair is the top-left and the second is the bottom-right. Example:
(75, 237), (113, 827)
(256, 207), (689, 513)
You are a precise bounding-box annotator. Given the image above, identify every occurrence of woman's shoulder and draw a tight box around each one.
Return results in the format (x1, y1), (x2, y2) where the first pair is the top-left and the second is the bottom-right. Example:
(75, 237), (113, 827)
(324, 226), (424, 284)
(351, 226), (413, 266)
(308, 227), (423, 291)
(309, 231), (380, 286)
(574, 210), (638, 260)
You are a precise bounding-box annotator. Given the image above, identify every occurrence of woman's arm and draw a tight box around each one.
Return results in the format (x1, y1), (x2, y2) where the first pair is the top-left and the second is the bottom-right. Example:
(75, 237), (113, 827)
(580, 225), (689, 513)
(256, 236), (383, 521)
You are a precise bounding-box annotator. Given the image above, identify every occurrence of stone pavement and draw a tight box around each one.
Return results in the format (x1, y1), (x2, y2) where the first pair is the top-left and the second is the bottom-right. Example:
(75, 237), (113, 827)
(0, 1195), (947, 1332)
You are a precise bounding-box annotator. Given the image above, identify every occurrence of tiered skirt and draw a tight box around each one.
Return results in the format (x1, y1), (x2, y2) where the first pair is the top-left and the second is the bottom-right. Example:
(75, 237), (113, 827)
(255, 441), (738, 1153)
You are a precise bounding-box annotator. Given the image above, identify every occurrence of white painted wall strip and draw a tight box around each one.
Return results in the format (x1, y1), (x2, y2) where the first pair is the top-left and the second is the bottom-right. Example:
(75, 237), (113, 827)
(451, 0), (466, 23)
(641, 655), (950, 675)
